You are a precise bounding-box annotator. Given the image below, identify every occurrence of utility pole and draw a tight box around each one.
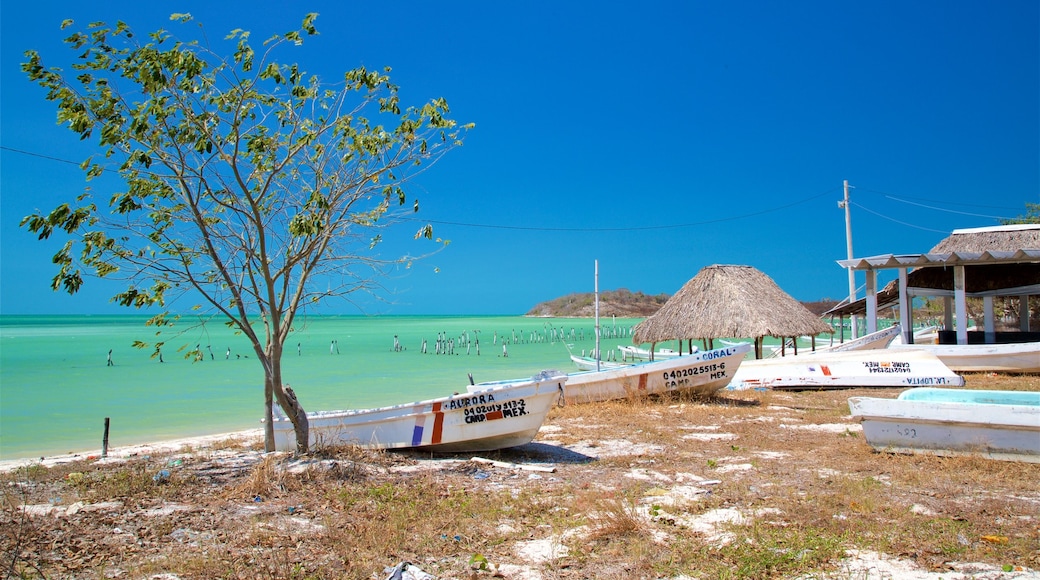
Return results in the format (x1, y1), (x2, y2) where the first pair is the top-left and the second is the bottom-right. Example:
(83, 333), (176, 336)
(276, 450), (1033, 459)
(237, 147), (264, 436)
(839, 180), (859, 338)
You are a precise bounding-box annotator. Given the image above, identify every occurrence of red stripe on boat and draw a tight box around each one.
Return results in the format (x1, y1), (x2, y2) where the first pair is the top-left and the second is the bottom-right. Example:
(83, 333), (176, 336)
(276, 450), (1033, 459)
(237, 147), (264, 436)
(638, 373), (648, 391)
(432, 402), (444, 444)
(486, 410), (504, 421)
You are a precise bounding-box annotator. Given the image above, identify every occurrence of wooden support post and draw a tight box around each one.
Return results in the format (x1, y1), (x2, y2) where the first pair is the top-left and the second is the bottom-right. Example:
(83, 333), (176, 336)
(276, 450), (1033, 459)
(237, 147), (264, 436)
(102, 417), (110, 458)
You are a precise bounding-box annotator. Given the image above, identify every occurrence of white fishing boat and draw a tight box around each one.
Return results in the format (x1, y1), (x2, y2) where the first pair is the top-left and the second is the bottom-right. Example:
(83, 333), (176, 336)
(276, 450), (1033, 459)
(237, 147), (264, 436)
(813, 325), (900, 353)
(848, 388), (1040, 462)
(556, 343), (752, 403)
(617, 345), (691, 361)
(888, 340), (1040, 373)
(272, 371), (567, 453)
(570, 354), (630, 371)
(726, 348), (964, 391)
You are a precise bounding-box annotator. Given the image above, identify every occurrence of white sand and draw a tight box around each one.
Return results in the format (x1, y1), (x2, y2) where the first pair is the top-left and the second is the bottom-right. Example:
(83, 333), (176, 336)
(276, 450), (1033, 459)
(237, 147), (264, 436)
(0, 428), (262, 473)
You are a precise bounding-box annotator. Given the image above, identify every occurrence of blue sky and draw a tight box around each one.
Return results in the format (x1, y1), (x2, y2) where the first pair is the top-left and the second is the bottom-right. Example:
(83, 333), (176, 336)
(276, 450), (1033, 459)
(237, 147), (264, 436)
(1, 1), (1037, 316)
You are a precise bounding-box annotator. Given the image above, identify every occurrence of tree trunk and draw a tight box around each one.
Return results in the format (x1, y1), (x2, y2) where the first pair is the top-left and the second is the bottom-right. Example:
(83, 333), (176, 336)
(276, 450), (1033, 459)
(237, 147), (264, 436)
(263, 375), (275, 453)
(269, 351), (309, 454)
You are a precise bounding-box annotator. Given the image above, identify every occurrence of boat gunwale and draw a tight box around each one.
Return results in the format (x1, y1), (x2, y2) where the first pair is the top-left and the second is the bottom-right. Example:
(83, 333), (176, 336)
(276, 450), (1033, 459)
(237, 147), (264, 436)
(273, 374), (566, 425)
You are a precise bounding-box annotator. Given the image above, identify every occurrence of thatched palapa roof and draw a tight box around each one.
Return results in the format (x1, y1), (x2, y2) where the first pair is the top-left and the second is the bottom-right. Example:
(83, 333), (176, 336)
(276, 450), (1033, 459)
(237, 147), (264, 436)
(632, 265), (832, 344)
(929, 224), (1040, 253)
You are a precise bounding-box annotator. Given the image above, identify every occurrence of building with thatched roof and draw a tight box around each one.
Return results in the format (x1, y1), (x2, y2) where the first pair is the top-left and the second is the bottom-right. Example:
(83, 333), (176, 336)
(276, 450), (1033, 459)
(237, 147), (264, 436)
(929, 224), (1040, 253)
(834, 224), (1040, 345)
(632, 265), (832, 359)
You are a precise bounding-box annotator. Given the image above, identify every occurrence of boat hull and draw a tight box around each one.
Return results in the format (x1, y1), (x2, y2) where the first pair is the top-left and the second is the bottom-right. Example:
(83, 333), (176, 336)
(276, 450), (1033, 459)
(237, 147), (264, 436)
(848, 388), (1040, 463)
(817, 325), (900, 353)
(560, 343), (752, 403)
(889, 341), (1040, 373)
(727, 349), (964, 391)
(273, 372), (566, 453)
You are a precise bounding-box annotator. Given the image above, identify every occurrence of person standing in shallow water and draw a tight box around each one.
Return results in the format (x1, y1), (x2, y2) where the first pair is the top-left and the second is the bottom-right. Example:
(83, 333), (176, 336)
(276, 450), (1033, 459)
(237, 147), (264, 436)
(107, 349), (113, 366)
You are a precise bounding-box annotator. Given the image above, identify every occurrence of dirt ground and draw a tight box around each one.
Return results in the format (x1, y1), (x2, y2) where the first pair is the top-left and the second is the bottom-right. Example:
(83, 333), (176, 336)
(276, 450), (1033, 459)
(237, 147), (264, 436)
(3, 373), (1039, 579)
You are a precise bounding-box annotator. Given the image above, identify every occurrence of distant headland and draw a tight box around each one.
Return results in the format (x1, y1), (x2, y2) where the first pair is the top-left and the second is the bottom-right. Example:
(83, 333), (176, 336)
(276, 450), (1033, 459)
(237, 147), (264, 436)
(526, 288), (840, 318)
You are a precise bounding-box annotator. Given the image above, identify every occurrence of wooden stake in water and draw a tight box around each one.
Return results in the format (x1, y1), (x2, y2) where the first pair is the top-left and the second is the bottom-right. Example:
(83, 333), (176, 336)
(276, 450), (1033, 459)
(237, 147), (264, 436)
(102, 417), (110, 458)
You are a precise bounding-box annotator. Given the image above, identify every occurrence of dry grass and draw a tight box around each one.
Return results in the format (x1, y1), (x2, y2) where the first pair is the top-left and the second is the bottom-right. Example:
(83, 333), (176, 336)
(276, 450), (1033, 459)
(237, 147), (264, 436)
(2, 374), (1038, 579)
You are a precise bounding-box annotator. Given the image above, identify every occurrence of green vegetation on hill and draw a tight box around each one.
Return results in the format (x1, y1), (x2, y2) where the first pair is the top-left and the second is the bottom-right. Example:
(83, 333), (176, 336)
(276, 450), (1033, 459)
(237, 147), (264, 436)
(526, 288), (670, 318)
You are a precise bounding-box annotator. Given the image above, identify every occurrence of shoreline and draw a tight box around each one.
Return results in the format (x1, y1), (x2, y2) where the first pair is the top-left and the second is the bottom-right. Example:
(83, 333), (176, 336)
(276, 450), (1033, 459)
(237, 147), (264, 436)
(0, 428), (263, 474)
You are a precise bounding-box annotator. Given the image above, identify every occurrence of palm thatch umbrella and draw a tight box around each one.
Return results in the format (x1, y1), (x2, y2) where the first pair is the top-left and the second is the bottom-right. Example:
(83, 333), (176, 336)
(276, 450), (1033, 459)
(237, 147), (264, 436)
(633, 265), (833, 359)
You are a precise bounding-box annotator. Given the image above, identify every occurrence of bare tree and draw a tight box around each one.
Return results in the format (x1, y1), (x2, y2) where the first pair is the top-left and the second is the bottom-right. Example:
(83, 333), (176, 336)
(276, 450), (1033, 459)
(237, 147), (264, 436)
(20, 13), (470, 453)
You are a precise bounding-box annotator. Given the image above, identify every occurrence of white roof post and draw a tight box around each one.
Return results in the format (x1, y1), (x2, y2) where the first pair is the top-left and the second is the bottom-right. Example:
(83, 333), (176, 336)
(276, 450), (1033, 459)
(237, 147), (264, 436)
(954, 265), (968, 345)
(865, 267), (878, 335)
(898, 268), (912, 344)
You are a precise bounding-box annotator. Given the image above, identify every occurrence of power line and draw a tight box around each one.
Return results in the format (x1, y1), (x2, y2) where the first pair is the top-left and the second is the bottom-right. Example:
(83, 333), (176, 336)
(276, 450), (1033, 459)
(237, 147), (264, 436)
(411, 187), (838, 232)
(2, 144), (842, 234)
(0, 146), (84, 167)
(882, 195), (1013, 220)
(856, 186), (1025, 211)
(849, 202), (950, 234)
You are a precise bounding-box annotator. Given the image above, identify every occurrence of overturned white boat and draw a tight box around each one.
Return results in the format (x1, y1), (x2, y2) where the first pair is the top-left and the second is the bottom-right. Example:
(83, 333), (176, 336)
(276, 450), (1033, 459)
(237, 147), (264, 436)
(727, 348), (964, 391)
(889, 340), (1040, 373)
(273, 371), (566, 453)
(848, 388), (1040, 463)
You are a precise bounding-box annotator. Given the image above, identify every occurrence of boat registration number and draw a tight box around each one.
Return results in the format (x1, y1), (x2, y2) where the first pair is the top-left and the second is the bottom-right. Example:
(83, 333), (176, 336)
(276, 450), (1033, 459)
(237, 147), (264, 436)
(664, 362), (725, 379)
(464, 399), (527, 423)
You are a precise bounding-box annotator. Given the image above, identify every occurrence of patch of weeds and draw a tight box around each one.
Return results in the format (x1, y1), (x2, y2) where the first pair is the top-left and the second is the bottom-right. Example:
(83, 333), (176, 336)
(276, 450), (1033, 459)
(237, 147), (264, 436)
(324, 473), (526, 561)
(707, 522), (848, 579)
(231, 454), (288, 499)
(577, 490), (644, 541)
(921, 518), (974, 558)
(81, 461), (186, 501)
(18, 464), (48, 483)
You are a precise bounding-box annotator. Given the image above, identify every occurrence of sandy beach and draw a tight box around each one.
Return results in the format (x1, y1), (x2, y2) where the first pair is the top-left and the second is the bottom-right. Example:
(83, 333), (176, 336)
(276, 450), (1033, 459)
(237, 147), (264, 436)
(0, 429), (264, 475)
(3, 374), (1038, 579)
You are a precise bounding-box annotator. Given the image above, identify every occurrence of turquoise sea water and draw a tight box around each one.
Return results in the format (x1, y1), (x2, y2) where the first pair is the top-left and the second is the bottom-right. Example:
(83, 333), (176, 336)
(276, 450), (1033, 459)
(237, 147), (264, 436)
(0, 314), (648, 460)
